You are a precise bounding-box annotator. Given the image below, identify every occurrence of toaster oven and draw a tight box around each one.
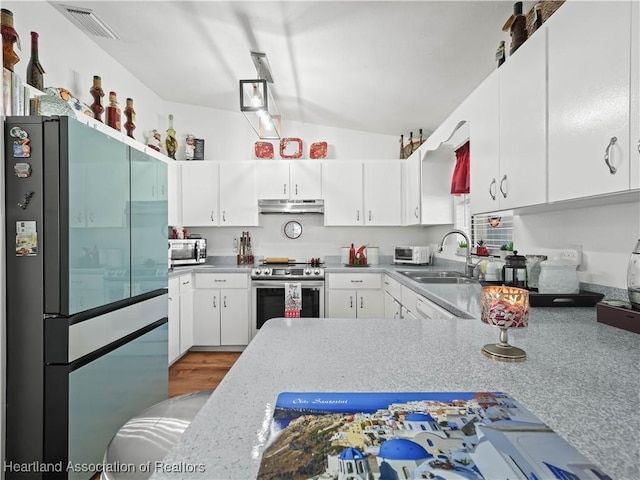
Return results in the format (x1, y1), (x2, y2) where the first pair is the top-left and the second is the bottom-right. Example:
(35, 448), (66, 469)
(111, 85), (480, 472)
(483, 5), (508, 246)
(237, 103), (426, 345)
(394, 246), (431, 265)
(169, 238), (207, 266)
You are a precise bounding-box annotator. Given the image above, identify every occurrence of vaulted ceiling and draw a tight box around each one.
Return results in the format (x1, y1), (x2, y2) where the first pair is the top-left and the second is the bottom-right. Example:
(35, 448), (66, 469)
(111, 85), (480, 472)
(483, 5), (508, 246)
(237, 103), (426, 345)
(49, 1), (518, 137)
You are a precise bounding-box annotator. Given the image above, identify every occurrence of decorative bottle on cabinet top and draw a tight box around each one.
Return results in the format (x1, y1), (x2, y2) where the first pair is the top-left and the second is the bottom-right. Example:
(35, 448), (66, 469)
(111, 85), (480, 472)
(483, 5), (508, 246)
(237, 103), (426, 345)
(124, 98), (136, 138)
(89, 75), (105, 122)
(106, 91), (121, 131)
(508, 1), (528, 55)
(165, 114), (178, 160)
(27, 31), (45, 91)
(1, 9), (20, 72)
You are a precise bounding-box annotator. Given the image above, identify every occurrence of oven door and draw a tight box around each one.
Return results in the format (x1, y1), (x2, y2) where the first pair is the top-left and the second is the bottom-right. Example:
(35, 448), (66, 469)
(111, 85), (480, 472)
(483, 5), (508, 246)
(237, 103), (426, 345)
(251, 280), (325, 338)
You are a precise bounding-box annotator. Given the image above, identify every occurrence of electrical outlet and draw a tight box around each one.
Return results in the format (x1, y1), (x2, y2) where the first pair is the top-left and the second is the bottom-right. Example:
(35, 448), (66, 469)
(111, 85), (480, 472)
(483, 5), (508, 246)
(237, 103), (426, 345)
(233, 237), (238, 253)
(560, 245), (582, 267)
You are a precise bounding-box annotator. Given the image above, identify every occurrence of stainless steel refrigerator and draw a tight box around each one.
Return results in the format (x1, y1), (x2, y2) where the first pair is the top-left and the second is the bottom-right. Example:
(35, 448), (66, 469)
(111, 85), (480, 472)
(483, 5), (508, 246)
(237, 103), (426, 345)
(4, 116), (169, 479)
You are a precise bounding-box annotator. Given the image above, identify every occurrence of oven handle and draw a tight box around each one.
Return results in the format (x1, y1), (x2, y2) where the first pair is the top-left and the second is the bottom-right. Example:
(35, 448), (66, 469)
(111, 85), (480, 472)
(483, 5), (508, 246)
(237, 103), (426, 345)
(252, 280), (325, 288)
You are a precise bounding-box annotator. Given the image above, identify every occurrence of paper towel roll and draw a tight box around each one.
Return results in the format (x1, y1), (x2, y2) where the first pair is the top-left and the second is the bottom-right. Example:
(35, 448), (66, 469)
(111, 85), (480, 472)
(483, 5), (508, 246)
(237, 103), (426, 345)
(366, 247), (379, 265)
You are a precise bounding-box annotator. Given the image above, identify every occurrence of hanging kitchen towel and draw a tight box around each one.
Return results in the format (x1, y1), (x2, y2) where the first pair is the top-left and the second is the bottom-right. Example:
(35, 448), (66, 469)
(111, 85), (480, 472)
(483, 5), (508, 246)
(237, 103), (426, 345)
(451, 140), (470, 195)
(284, 282), (302, 318)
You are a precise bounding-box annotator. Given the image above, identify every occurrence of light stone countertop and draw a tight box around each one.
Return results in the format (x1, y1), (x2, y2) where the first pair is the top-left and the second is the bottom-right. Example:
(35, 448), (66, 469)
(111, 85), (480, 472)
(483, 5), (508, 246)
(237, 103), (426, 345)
(150, 309), (640, 480)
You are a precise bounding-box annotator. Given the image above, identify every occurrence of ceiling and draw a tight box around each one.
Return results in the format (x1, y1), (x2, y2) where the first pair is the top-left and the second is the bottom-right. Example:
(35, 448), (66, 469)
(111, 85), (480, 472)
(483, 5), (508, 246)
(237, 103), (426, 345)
(49, 1), (519, 137)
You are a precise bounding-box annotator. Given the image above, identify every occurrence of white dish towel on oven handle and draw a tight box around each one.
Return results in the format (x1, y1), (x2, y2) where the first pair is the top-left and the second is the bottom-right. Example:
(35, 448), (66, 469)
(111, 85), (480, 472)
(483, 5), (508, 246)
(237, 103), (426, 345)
(285, 282), (302, 318)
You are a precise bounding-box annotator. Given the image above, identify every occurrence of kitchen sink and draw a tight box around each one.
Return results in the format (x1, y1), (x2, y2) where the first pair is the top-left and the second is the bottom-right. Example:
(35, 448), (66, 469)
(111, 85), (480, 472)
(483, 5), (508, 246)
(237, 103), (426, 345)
(398, 270), (477, 284)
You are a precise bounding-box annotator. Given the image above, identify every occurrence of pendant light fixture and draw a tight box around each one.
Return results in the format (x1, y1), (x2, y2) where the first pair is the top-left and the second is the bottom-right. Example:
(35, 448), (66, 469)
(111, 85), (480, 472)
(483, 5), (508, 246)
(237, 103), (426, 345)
(239, 51), (281, 139)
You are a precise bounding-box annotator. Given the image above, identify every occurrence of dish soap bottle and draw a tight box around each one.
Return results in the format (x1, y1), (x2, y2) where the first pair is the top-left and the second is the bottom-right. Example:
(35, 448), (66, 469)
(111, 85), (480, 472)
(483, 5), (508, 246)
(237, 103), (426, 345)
(627, 239), (640, 309)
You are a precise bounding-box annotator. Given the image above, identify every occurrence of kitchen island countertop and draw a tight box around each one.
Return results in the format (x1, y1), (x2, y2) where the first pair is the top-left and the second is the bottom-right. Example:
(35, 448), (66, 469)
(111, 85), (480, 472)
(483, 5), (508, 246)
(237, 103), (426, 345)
(150, 309), (639, 480)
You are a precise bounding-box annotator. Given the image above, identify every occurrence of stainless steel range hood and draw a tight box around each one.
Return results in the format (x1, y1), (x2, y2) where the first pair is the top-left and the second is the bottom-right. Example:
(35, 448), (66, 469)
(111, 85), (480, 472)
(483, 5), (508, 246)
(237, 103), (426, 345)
(258, 199), (324, 214)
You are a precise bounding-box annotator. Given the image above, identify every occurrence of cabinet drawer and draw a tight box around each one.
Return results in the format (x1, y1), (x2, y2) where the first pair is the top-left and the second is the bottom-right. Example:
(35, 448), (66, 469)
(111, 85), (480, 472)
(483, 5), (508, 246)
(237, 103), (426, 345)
(401, 286), (418, 315)
(195, 273), (248, 289)
(383, 275), (401, 299)
(329, 273), (381, 289)
(178, 274), (193, 293)
(416, 295), (455, 320)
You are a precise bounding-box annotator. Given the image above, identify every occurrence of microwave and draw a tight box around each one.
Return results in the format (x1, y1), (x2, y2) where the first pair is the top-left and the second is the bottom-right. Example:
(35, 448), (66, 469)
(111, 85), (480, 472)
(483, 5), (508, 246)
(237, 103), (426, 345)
(394, 246), (431, 265)
(169, 238), (207, 266)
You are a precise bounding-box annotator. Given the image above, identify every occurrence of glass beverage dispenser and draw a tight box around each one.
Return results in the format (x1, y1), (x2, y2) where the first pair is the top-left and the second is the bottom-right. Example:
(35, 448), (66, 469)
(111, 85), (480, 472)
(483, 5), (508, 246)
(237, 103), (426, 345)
(628, 239), (640, 309)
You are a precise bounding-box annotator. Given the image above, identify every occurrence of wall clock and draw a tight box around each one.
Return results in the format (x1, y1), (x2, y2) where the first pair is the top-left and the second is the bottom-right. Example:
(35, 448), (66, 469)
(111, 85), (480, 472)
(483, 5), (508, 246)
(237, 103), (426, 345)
(284, 220), (302, 239)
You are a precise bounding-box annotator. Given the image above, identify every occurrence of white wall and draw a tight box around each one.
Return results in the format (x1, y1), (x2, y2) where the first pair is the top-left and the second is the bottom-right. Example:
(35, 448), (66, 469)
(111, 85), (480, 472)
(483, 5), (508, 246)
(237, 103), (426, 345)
(513, 200), (640, 289)
(163, 100), (398, 161)
(190, 216), (450, 262)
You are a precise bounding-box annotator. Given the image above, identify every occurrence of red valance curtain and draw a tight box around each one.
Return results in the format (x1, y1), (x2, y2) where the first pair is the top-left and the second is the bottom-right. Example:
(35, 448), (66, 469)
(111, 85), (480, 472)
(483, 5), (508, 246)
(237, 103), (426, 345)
(451, 140), (470, 195)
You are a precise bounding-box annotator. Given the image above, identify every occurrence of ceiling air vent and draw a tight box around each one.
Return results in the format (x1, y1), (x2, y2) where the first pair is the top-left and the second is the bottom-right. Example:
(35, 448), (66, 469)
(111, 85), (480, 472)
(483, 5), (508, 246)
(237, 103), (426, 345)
(58, 4), (119, 39)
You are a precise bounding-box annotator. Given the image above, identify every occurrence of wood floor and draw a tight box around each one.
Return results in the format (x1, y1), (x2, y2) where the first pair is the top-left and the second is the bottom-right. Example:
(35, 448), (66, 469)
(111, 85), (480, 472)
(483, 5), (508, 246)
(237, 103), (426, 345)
(168, 351), (242, 397)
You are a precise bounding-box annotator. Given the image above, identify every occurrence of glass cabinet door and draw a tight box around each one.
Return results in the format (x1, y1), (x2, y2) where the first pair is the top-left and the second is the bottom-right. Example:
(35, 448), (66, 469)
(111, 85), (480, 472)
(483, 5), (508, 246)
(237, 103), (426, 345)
(130, 147), (168, 295)
(67, 118), (130, 313)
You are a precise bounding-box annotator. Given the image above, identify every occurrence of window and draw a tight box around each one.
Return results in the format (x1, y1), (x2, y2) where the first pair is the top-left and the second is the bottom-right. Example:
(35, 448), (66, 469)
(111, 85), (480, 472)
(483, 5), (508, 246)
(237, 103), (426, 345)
(471, 211), (514, 251)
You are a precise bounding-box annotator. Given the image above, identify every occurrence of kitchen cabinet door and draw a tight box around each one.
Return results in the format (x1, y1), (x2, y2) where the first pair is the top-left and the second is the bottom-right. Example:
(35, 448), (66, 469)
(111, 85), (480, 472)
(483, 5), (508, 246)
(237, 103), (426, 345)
(219, 161), (258, 226)
(219, 289), (250, 345)
(547, 0), (632, 201)
(326, 289), (357, 318)
(181, 162), (219, 226)
(179, 281), (194, 354)
(384, 292), (402, 319)
(356, 290), (384, 318)
(633, 1), (640, 190)
(363, 161), (402, 225)
(403, 154), (421, 225)
(469, 71), (500, 214)
(498, 26), (547, 210)
(323, 161), (364, 225)
(192, 289), (221, 346)
(256, 161), (290, 199)
(290, 161), (322, 198)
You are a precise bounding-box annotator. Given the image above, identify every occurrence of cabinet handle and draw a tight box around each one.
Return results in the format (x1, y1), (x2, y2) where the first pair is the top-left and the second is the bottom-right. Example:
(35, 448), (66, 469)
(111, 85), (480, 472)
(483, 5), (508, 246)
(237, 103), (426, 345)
(295, 184), (298, 195)
(350, 280), (363, 283)
(414, 206), (419, 219)
(182, 280), (190, 285)
(604, 136), (618, 174)
(283, 184), (287, 195)
(223, 296), (227, 308)
(360, 297), (364, 309)
(211, 211), (215, 222)
(489, 178), (496, 200)
(350, 296), (353, 308)
(213, 296), (216, 308)
(214, 279), (227, 283)
(499, 175), (507, 198)
(356, 210), (360, 221)
(223, 211), (226, 222)
(368, 210), (372, 221)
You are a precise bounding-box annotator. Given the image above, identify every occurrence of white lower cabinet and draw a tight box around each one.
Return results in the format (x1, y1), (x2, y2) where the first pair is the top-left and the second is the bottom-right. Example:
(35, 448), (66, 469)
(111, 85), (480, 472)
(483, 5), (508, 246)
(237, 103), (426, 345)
(416, 295), (455, 320)
(168, 273), (194, 364)
(193, 273), (250, 346)
(384, 292), (402, 319)
(326, 273), (384, 318)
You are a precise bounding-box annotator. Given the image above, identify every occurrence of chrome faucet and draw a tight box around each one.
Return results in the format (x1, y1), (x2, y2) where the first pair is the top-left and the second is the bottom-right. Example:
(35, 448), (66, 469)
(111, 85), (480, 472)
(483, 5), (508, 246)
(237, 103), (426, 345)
(437, 229), (475, 277)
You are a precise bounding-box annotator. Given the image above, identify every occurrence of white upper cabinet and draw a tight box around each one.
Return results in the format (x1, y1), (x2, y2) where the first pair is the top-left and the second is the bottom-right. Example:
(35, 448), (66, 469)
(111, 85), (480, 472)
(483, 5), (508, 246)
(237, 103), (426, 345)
(469, 71), (500, 214)
(181, 162), (219, 226)
(323, 161), (402, 226)
(323, 161), (363, 225)
(469, 23), (547, 214)
(363, 161), (402, 225)
(498, 26), (547, 210)
(403, 153), (422, 225)
(219, 161), (258, 226)
(181, 161), (258, 227)
(257, 160), (322, 199)
(547, 0), (633, 201)
(631, 1), (639, 190)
